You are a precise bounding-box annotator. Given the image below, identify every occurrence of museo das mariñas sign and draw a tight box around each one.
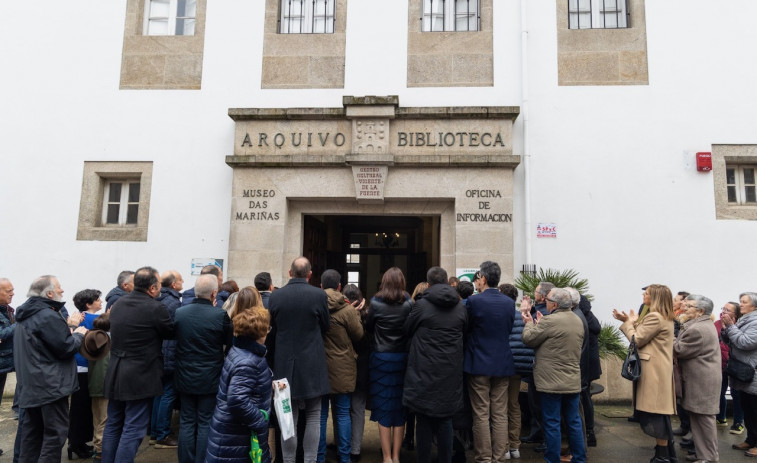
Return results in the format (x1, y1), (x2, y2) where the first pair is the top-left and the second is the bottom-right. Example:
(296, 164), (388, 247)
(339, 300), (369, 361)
(239, 131), (506, 149)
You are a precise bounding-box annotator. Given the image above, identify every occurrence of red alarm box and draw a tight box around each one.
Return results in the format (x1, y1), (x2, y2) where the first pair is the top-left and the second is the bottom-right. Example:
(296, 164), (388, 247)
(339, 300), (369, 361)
(696, 152), (712, 172)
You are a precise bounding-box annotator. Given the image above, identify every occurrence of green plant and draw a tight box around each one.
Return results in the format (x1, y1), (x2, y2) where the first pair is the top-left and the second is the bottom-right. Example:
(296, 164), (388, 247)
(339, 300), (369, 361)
(514, 267), (593, 301)
(598, 323), (628, 360)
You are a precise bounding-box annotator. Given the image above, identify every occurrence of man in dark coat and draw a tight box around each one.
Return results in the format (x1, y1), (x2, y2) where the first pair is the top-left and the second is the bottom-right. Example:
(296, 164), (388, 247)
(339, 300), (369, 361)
(13, 275), (87, 462)
(579, 295), (601, 446)
(175, 274), (232, 463)
(403, 266), (468, 463)
(465, 261), (516, 462)
(0, 279), (16, 451)
(104, 270), (134, 310)
(269, 257), (330, 463)
(254, 271), (273, 309)
(101, 266), (174, 463)
(150, 270), (184, 448)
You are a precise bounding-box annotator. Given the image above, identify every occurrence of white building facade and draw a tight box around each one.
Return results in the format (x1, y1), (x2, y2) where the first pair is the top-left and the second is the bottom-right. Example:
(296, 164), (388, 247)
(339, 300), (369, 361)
(1, 1), (756, 322)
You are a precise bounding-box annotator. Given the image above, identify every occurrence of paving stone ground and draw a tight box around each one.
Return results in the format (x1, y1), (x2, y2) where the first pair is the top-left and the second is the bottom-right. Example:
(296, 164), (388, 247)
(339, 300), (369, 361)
(0, 400), (752, 462)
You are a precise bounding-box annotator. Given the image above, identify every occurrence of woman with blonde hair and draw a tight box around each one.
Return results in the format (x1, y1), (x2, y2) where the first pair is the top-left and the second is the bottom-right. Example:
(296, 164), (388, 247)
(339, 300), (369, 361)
(613, 284), (677, 463)
(227, 286), (265, 320)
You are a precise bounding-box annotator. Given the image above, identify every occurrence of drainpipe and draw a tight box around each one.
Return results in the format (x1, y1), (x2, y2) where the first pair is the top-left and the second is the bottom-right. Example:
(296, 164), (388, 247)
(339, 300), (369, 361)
(521, 0), (533, 266)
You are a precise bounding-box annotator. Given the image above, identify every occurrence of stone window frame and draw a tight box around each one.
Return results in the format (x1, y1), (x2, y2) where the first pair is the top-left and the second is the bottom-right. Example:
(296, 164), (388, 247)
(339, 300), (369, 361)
(407, 0), (493, 87)
(261, 0), (347, 89)
(557, 0), (648, 86)
(713, 145), (757, 220)
(119, 0), (207, 90)
(77, 162), (153, 241)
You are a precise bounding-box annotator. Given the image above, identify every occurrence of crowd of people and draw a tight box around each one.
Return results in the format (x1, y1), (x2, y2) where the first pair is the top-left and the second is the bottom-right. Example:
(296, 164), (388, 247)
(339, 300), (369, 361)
(0, 264), (755, 463)
(613, 286), (757, 463)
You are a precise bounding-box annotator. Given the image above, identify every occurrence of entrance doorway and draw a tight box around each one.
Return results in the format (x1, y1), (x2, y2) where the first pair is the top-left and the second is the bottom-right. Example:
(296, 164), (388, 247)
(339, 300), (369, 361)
(303, 215), (440, 300)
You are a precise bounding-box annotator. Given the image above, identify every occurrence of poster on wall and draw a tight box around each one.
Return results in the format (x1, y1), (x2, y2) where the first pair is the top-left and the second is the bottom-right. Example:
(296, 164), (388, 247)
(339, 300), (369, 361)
(456, 268), (479, 283)
(536, 223), (557, 238)
(191, 258), (224, 276)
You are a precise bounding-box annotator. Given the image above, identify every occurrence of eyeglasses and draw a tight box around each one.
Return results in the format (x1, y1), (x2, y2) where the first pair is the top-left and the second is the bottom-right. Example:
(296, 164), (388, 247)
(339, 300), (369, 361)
(547, 298), (557, 303)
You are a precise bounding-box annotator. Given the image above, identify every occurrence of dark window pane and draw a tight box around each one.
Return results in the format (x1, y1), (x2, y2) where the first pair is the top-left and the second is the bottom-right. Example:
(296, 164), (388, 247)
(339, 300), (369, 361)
(743, 168), (755, 185)
(108, 183), (122, 202)
(726, 168), (736, 185)
(126, 204), (139, 224)
(128, 183), (140, 202)
(727, 186), (737, 203)
(107, 204), (120, 224)
(746, 186), (756, 203)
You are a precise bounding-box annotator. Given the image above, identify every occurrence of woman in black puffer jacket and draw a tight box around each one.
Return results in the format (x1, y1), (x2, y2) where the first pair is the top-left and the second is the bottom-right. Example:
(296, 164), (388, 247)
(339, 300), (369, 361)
(206, 306), (273, 463)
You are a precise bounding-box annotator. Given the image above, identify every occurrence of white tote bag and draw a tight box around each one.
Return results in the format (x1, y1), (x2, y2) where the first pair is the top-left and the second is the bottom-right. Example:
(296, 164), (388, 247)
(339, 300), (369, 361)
(273, 379), (295, 440)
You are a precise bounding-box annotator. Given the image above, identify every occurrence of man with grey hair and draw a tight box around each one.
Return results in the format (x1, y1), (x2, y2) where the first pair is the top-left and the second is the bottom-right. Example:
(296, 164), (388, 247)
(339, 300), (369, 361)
(174, 274), (232, 462)
(105, 270), (134, 310)
(674, 294), (720, 463)
(520, 281), (555, 446)
(13, 275), (88, 462)
(522, 287), (586, 463)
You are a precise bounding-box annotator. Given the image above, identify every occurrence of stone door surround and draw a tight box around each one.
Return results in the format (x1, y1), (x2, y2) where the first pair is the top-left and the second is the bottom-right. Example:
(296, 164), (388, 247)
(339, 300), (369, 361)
(225, 96), (521, 287)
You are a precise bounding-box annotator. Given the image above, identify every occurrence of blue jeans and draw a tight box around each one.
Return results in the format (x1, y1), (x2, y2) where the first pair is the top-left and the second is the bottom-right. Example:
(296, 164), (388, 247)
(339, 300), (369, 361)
(101, 398), (152, 463)
(318, 394), (351, 463)
(151, 375), (176, 440)
(178, 392), (217, 463)
(541, 393), (586, 463)
(719, 371), (745, 424)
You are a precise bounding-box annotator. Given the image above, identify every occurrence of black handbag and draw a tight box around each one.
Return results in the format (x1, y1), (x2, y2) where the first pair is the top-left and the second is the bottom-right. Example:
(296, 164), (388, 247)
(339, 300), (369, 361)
(726, 356), (755, 383)
(621, 335), (641, 381)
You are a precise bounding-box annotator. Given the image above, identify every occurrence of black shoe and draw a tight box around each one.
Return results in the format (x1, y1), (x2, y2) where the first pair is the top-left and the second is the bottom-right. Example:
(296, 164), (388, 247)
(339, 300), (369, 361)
(679, 439), (694, 450)
(586, 430), (597, 447)
(350, 453), (361, 462)
(521, 433), (544, 444)
(535, 443), (546, 453)
(0, 449), (3, 456)
(67, 445), (94, 460)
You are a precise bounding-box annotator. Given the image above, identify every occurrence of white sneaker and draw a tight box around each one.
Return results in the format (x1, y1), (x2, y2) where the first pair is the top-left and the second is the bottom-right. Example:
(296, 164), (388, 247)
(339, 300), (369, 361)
(505, 452), (511, 460)
(510, 449), (520, 459)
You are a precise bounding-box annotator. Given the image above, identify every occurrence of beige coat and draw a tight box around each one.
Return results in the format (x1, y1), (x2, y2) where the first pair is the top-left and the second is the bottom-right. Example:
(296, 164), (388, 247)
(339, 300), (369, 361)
(621, 312), (676, 415)
(522, 307), (583, 394)
(323, 288), (364, 394)
(673, 315), (720, 415)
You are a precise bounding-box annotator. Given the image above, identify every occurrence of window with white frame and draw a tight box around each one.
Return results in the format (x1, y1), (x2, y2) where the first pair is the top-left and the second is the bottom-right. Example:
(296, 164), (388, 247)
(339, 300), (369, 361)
(422, 0), (479, 32)
(144, 0), (196, 36)
(102, 181), (141, 226)
(726, 165), (757, 204)
(568, 0), (628, 30)
(280, 0), (335, 34)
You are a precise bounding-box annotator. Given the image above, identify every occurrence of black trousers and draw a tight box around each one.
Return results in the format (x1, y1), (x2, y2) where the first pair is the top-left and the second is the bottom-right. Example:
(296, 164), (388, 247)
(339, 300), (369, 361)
(742, 391), (757, 447)
(68, 372), (93, 448)
(18, 396), (69, 463)
(580, 385), (595, 432)
(415, 413), (453, 463)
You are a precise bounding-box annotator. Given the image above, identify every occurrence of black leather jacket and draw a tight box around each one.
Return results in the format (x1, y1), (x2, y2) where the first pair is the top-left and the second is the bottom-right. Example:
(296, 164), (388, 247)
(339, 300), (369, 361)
(365, 296), (412, 353)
